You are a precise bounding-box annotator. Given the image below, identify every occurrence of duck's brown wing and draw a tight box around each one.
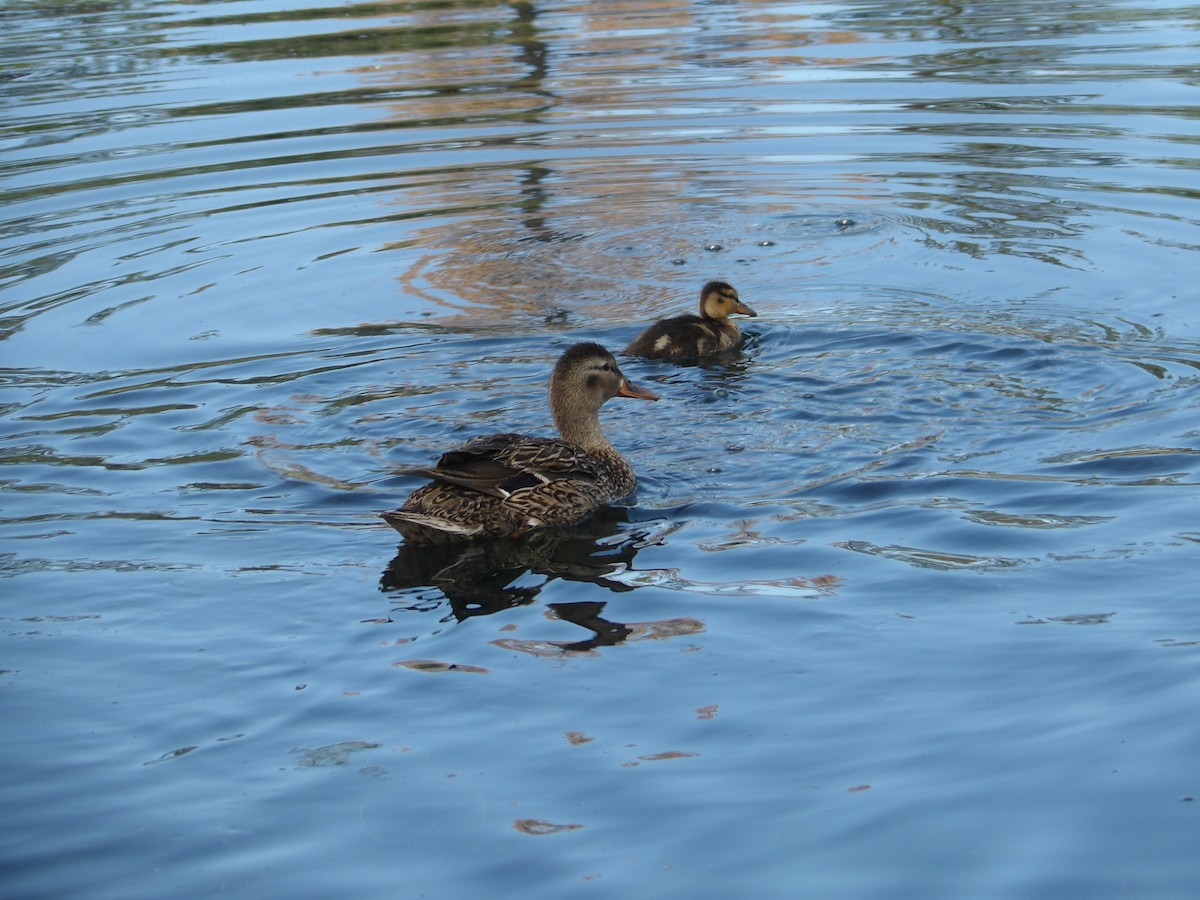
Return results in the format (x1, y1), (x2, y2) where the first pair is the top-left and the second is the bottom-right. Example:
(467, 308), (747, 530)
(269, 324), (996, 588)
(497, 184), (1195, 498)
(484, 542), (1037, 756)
(398, 434), (601, 499)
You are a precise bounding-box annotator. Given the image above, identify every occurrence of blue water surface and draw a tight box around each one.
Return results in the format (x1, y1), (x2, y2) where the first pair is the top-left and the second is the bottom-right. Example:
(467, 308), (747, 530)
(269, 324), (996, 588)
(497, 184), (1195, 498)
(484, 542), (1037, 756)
(2, 0), (1199, 897)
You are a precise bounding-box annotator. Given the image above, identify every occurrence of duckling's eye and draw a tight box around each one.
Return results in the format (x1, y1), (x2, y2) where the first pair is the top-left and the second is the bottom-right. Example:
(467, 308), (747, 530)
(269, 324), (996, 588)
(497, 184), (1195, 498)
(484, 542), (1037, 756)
(600, 362), (612, 372)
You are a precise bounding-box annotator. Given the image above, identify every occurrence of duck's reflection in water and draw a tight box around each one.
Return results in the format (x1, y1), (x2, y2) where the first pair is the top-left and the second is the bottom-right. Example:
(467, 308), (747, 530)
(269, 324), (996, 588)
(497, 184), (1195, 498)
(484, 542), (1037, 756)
(379, 510), (702, 652)
(381, 509), (641, 619)
(495, 600), (703, 658)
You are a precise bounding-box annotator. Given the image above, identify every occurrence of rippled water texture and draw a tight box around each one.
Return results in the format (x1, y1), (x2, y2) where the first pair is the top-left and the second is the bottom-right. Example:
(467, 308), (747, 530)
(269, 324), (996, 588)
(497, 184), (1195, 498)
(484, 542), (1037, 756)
(3, 1), (1200, 896)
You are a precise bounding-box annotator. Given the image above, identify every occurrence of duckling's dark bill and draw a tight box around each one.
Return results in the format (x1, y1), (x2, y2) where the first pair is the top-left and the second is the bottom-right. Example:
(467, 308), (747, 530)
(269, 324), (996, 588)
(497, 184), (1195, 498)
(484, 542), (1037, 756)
(618, 379), (659, 401)
(735, 301), (758, 317)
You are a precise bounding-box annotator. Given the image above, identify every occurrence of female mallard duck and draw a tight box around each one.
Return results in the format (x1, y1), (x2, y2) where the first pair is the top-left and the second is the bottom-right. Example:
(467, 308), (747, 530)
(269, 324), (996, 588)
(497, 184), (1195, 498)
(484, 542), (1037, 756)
(625, 280), (757, 360)
(382, 342), (658, 542)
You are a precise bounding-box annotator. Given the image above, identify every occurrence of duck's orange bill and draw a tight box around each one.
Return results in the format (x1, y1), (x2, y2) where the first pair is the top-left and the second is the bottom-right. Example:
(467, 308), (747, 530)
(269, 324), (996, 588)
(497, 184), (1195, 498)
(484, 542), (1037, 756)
(618, 378), (660, 401)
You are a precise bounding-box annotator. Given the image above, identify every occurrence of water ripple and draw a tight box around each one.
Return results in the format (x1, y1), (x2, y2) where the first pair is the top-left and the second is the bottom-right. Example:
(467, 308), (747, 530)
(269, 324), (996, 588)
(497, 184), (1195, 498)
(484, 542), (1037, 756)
(4, 2), (1200, 896)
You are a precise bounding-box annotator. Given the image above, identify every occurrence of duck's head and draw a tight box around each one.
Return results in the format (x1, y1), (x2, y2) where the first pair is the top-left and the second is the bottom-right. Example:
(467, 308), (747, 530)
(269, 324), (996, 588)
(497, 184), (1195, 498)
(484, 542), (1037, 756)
(699, 281), (757, 320)
(551, 342), (659, 412)
(550, 342), (658, 447)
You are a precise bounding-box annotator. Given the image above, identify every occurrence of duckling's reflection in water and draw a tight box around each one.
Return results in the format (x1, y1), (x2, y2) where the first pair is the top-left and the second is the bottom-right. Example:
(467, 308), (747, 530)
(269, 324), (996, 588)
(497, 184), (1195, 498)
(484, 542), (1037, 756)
(379, 509), (702, 652)
(381, 508), (640, 620)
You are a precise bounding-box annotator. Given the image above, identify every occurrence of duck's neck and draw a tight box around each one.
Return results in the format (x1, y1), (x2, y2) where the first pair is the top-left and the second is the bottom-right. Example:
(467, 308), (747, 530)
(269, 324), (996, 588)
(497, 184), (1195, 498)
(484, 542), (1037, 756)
(714, 318), (739, 334)
(553, 404), (613, 453)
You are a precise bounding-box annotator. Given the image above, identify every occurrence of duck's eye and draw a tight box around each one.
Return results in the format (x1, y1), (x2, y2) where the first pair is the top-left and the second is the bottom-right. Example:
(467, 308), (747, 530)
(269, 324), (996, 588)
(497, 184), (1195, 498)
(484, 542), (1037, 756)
(600, 362), (612, 372)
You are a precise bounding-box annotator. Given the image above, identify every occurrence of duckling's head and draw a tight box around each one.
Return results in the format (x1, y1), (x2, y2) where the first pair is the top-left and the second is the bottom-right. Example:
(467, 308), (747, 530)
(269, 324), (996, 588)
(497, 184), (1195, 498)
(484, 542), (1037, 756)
(699, 281), (757, 321)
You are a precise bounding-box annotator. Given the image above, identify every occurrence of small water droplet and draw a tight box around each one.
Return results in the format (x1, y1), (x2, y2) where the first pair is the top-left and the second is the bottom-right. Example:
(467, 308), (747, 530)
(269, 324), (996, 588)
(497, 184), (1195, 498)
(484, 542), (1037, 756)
(757, 240), (775, 247)
(835, 217), (856, 229)
(704, 243), (723, 252)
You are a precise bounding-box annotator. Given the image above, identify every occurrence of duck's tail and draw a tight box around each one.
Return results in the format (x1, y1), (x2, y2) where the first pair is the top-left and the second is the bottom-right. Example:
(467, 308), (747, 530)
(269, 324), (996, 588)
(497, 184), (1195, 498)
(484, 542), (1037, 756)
(380, 509), (484, 540)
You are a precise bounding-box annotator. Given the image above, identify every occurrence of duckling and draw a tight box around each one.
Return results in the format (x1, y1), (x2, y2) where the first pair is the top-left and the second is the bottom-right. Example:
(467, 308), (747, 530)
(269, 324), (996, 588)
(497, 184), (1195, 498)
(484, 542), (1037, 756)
(625, 280), (757, 360)
(382, 342), (658, 542)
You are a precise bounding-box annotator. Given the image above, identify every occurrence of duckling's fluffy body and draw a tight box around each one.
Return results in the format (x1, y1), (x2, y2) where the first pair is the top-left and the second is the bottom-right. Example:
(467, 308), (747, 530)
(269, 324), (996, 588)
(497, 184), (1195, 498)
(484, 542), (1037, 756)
(625, 281), (756, 360)
(383, 342), (657, 542)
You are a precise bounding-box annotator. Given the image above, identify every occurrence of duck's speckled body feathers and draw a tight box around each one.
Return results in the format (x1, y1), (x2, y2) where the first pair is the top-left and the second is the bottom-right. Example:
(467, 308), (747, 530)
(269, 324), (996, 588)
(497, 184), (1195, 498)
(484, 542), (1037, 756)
(383, 435), (627, 539)
(625, 281), (756, 360)
(383, 343), (657, 543)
